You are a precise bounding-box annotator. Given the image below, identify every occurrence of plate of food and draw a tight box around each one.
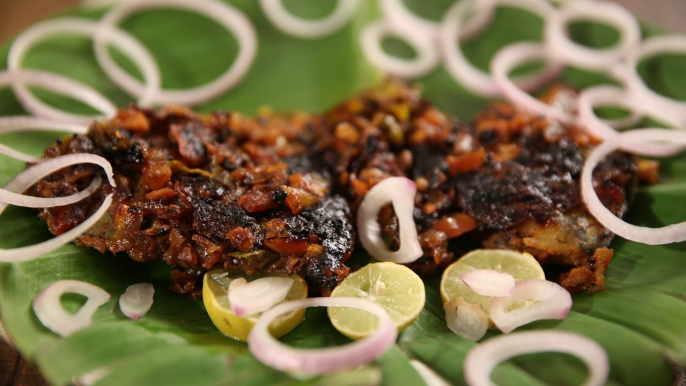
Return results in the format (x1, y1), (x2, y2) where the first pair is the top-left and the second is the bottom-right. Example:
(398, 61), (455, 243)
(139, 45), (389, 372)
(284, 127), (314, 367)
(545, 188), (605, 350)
(1, 0), (685, 385)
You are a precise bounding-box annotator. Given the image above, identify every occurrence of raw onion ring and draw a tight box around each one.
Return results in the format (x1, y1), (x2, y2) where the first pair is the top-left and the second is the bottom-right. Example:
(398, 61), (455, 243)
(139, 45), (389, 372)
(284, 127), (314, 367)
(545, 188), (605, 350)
(96, 0), (257, 106)
(460, 270), (515, 297)
(259, 0), (361, 39)
(379, 0), (495, 41)
(624, 35), (686, 124)
(0, 69), (116, 126)
(0, 116), (90, 163)
(582, 129), (686, 245)
(33, 280), (111, 337)
(229, 276), (294, 317)
(409, 360), (451, 386)
(356, 177), (423, 264)
(544, 0), (640, 72)
(7, 18), (158, 119)
(488, 279), (572, 333)
(577, 85), (685, 156)
(440, 0), (562, 98)
(491, 42), (574, 124)
(248, 297), (397, 374)
(360, 21), (441, 78)
(464, 331), (609, 386)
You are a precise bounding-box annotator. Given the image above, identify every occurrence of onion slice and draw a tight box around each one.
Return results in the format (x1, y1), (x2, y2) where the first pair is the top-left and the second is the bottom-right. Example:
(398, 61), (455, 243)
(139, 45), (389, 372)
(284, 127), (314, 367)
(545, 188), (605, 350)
(444, 297), (488, 342)
(378, 0), (495, 41)
(489, 279), (572, 333)
(409, 360), (451, 386)
(357, 177), (422, 264)
(582, 129), (686, 245)
(440, 0), (562, 98)
(577, 85), (685, 156)
(119, 283), (155, 320)
(460, 270), (515, 297)
(360, 21), (440, 79)
(464, 331), (609, 386)
(33, 280), (111, 337)
(248, 297), (397, 374)
(624, 36), (686, 124)
(0, 116), (89, 162)
(491, 42), (574, 125)
(544, 0), (640, 72)
(229, 277), (294, 317)
(0, 153), (114, 209)
(97, 0), (257, 106)
(0, 69), (116, 126)
(259, 0), (361, 39)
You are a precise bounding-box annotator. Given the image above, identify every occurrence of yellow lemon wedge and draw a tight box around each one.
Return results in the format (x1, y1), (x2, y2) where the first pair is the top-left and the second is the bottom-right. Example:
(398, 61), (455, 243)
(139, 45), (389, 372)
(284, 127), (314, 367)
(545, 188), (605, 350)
(440, 249), (545, 326)
(328, 262), (426, 340)
(203, 269), (307, 341)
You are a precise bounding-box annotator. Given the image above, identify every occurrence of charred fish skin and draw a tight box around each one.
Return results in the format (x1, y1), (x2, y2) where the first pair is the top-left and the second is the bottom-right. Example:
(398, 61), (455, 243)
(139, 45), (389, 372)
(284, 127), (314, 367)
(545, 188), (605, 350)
(31, 106), (353, 298)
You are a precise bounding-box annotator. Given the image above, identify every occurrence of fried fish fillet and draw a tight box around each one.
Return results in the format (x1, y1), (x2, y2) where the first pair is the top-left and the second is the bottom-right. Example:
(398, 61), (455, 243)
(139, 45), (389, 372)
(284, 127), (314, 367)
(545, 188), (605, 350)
(30, 81), (643, 295)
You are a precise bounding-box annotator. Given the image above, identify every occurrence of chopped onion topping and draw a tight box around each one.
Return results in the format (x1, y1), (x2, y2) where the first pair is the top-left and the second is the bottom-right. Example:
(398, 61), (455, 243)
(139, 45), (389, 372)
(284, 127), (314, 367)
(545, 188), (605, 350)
(409, 360), (451, 386)
(33, 280), (111, 337)
(489, 279), (572, 333)
(0, 69), (116, 126)
(440, 0), (562, 98)
(248, 297), (397, 374)
(460, 270), (515, 297)
(360, 21), (440, 79)
(582, 129), (686, 245)
(97, 0), (257, 106)
(491, 42), (575, 125)
(444, 297), (488, 342)
(77, 367), (112, 386)
(260, 0), (361, 39)
(229, 277), (294, 317)
(544, 0), (640, 72)
(464, 331), (609, 386)
(119, 283), (155, 320)
(357, 177), (423, 264)
(624, 36), (686, 124)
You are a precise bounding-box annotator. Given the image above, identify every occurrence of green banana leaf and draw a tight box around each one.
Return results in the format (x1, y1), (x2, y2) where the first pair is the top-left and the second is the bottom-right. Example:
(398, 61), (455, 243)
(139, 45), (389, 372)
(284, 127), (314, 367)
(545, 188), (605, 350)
(1, 0), (685, 385)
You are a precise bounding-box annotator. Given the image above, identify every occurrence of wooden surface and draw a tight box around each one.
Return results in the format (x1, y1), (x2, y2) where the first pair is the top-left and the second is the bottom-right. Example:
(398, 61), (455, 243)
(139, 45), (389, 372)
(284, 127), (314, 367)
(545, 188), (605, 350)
(0, 0), (685, 385)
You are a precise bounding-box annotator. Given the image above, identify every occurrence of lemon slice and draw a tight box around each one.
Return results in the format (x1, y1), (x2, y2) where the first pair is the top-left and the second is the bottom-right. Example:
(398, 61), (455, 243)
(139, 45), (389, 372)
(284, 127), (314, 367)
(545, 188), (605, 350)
(203, 269), (307, 341)
(440, 249), (545, 323)
(328, 262), (425, 340)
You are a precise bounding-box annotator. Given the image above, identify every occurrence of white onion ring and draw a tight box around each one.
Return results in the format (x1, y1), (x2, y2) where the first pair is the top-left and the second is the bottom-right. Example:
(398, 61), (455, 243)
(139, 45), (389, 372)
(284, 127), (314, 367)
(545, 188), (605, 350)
(409, 360), (451, 386)
(33, 280), (111, 337)
(488, 279), (572, 333)
(460, 270), (515, 297)
(379, 0), (495, 41)
(544, 0), (640, 72)
(444, 297), (488, 342)
(0, 116), (89, 163)
(119, 283), (155, 320)
(96, 0), (257, 106)
(577, 85), (685, 156)
(248, 297), (397, 374)
(582, 129), (686, 245)
(491, 42), (575, 124)
(440, 0), (563, 98)
(6, 18), (159, 120)
(357, 177), (423, 264)
(624, 35), (686, 124)
(464, 331), (609, 386)
(360, 21), (441, 79)
(0, 69), (116, 126)
(229, 277), (293, 317)
(0, 194), (113, 263)
(259, 0), (361, 39)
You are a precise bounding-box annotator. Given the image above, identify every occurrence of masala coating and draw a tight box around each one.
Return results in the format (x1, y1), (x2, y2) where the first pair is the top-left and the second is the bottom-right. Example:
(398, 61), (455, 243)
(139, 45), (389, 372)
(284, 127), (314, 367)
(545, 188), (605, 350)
(31, 81), (643, 295)
(31, 106), (353, 298)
